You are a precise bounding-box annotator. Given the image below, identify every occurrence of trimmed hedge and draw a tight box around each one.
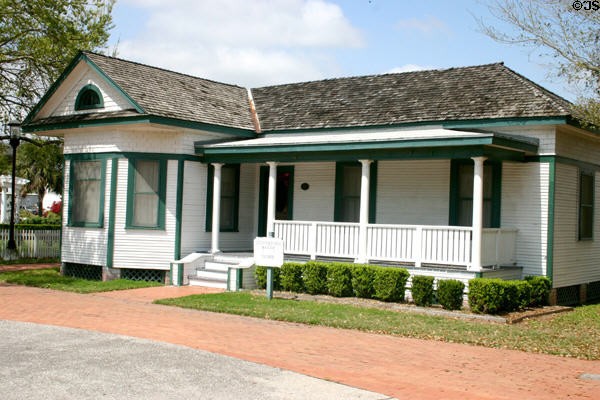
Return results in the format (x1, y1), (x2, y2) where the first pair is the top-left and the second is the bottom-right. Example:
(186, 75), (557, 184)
(326, 263), (353, 297)
(468, 277), (551, 314)
(302, 262), (328, 295)
(411, 275), (435, 307)
(280, 263), (305, 292)
(351, 265), (375, 298)
(437, 279), (465, 310)
(254, 266), (281, 290)
(372, 267), (409, 302)
(525, 276), (552, 306)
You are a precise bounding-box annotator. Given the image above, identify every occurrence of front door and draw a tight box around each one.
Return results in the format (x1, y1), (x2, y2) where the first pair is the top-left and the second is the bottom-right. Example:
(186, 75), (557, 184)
(257, 166), (294, 236)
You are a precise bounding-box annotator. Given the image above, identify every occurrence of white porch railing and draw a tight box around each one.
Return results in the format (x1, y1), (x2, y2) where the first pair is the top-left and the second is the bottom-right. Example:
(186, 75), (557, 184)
(274, 220), (517, 269)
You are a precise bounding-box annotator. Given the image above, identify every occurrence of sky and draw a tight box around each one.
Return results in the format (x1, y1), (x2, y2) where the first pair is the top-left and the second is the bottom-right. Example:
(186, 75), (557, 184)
(107, 0), (574, 100)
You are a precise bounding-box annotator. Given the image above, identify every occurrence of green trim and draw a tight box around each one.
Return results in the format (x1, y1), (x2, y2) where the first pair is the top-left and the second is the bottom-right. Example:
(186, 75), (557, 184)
(24, 114), (256, 138)
(259, 116), (569, 135)
(74, 84), (104, 111)
(546, 159), (556, 282)
(67, 159), (106, 228)
(198, 135), (536, 158)
(226, 267), (231, 291)
(64, 152), (202, 162)
(199, 144), (527, 164)
(257, 166), (268, 236)
(83, 56), (144, 113)
(334, 161), (377, 223)
(174, 160), (185, 260)
(527, 155), (600, 171)
(125, 158), (167, 230)
(448, 159), (501, 228)
(236, 268), (243, 291)
(106, 158), (118, 268)
(206, 164), (241, 232)
(578, 170), (594, 241)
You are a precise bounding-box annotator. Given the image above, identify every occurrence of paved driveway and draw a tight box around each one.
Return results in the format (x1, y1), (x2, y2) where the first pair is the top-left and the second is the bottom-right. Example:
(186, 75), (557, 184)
(1, 284), (599, 399)
(0, 320), (390, 400)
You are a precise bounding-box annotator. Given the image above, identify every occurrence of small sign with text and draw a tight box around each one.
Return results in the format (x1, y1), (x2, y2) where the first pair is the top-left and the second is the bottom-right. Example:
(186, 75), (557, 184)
(253, 237), (284, 268)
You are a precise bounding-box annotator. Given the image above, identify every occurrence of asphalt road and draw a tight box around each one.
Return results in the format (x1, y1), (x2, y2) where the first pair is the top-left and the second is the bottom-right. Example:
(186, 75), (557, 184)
(0, 320), (393, 400)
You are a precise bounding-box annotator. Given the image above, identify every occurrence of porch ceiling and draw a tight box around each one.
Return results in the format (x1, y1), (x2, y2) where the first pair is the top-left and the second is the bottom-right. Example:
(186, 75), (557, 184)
(195, 128), (539, 163)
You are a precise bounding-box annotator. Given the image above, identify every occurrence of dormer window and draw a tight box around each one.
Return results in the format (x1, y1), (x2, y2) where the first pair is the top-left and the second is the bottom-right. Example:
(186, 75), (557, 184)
(75, 84), (104, 110)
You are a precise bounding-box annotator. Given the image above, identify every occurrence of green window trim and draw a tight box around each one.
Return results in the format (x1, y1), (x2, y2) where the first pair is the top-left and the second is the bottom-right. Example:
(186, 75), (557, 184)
(578, 170), (594, 241)
(67, 159), (106, 228)
(449, 159), (501, 228)
(206, 164), (241, 232)
(334, 161), (377, 223)
(75, 84), (104, 111)
(126, 158), (167, 230)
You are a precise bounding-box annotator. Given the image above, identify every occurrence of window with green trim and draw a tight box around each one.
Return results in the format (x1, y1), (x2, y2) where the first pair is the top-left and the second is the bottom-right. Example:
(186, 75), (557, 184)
(450, 160), (501, 228)
(579, 171), (594, 240)
(126, 159), (166, 229)
(334, 162), (377, 223)
(206, 164), (240, 232)
(69, 160), (105, 227)
(75, 84), (104, 111)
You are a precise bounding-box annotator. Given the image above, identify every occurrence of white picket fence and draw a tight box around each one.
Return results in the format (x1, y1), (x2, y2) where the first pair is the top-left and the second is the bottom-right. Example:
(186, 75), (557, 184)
(0, 228), (61, 258)
(274, 220), (517, 268)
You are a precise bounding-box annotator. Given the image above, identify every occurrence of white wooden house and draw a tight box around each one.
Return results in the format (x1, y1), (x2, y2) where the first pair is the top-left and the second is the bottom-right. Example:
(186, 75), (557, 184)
(23, 52), (600, 304)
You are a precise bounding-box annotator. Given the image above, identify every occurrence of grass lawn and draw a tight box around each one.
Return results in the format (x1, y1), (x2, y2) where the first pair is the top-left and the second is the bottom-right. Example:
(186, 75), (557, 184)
(0, 267), (162, 293)
(156, 292), (600, 360)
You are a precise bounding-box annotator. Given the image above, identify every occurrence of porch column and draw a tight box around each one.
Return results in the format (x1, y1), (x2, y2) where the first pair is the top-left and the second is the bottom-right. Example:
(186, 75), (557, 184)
(266, 161), (278, 237)
(1, 187), (6, 224)
(211, 163), (223, 254)
(356, 159), (372, 263)
(470, 156), (487, 271)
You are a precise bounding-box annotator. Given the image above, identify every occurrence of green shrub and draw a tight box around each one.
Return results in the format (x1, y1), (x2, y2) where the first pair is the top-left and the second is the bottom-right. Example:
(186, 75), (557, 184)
(280, 263), (305, 292)
(302, 262), (328, 295)
(254, 266), (281, 290)
(437, 279), (465, 310)
(525, 276), (552, 306)
(372, 267), (409, 302)
(469, 278), (534, 314)
(411, 275), (435, 307)
(326, 263), (353, 297)
(351, 265), (375, 298)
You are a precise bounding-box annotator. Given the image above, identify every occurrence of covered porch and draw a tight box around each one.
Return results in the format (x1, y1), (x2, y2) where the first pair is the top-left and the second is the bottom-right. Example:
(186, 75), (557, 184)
(196, 127), (538, 274)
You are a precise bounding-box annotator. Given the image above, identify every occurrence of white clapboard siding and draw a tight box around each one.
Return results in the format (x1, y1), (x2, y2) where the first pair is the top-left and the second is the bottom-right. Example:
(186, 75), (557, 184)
(493, 125), (556, 155)
(377, 160), (450, 225)
(553, 164), (600, 287)
(501, 161), (549, 277)
(60, 159), (110, 266)
(292, 162), (336, 222)
(40, 62), (132, 119)
(112, 159), (177, 270)
(556, 129), (600, 166)
(180, 161), (210, 255)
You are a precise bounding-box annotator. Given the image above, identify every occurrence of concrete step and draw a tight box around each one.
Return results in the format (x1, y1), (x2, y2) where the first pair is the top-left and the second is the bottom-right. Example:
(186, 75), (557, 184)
(204, 261), (234, 272)
(196, 269), (227, 280)
(214, 255), (254, 266)
(188, 276), (227, 289)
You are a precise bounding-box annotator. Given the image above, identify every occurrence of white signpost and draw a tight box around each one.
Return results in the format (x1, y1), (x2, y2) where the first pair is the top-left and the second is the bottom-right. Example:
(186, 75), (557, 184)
(254, 237), (284, 299)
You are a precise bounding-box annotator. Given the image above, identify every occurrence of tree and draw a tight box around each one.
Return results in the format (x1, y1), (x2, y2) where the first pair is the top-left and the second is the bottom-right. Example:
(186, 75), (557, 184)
(0, 0), (115, 121)
(478, 0), (600, 127)
(17, 141), (63, 216)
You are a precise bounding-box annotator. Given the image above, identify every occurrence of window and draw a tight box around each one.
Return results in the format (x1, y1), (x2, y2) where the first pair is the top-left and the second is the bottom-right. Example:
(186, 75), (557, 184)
(450, 160), (501, 228)
(126, 159), (166, 229)
(69, 160), (105, 227)
(206, 164), (240, 232)
(75, 84), (104, 111)
(579, 171), (594, 240)
(334, 162), (377, 223)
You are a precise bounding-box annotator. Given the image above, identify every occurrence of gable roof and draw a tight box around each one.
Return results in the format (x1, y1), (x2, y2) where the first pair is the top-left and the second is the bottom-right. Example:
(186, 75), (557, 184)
(250, 63), (572, 132)
(25, 52), (572, 134)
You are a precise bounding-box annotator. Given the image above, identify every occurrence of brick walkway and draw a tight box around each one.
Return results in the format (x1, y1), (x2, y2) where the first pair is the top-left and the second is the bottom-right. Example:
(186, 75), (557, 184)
(1, 284), (599, 400)
(0, 263), (60, 272)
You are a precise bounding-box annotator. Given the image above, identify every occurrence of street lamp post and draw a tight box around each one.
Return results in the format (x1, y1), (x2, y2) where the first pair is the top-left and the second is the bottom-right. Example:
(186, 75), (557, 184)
(6, 120), (21, 252)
